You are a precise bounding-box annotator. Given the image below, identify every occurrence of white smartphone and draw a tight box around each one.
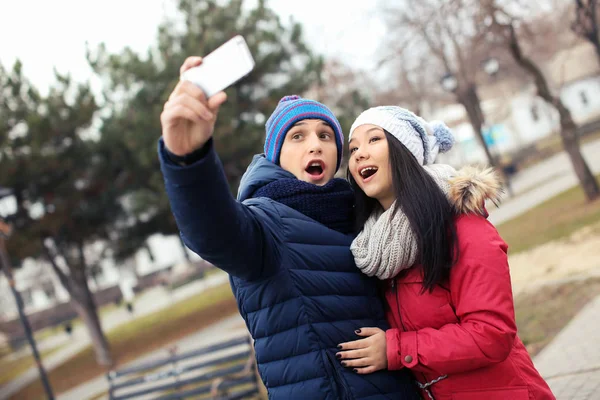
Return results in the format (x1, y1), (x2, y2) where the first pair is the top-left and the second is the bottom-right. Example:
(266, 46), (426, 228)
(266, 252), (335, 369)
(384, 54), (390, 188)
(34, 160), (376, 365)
(180, 35), (255, 98)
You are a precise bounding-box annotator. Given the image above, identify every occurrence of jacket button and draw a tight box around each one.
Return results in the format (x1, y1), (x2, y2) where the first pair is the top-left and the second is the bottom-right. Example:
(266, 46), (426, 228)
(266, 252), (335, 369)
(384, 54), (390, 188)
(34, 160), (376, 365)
(404, 355), (413, 363)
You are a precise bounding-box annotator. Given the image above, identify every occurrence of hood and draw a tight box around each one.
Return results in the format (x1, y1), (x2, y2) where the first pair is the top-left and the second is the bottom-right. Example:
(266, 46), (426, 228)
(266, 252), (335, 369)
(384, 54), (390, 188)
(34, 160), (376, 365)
(236, 154), (296, 202)
(448, 166), (503, 215)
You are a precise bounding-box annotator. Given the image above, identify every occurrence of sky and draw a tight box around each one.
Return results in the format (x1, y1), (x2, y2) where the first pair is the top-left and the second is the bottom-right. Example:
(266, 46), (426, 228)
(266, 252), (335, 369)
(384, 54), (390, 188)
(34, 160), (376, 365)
(0, 0), (387, 275)
(0, 0), (387, 94)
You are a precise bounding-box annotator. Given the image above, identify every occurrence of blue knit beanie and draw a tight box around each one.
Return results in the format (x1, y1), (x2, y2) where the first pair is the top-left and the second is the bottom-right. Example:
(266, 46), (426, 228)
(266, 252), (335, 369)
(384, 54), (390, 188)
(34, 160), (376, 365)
(264, 95), (344, 170)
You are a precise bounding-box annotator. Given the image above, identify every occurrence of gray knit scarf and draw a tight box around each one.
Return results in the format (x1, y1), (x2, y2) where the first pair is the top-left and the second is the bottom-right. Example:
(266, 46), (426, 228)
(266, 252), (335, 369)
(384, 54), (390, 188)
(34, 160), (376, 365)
(350, 164), (457, 280)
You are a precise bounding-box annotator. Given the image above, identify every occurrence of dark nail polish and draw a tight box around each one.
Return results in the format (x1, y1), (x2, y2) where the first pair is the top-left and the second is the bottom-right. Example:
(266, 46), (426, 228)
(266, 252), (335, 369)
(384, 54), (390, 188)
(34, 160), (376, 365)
(355, 329), (361, 334)
(341, 362), (347, 367)
(337, 345), (342, 350)
(353, 369), (358, 373)
(336, 353), (341, 359)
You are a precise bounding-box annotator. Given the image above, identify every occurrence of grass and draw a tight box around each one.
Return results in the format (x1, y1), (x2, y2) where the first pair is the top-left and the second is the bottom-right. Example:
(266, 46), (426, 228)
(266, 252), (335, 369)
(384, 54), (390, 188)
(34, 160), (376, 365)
(0, 344), (11, 359)
(10, 282), (237, 399)
(515, 276), (600, 356)
(0, 345), (64, 387)
(496, 174), (600, 254)
(27, 297), (125, 345)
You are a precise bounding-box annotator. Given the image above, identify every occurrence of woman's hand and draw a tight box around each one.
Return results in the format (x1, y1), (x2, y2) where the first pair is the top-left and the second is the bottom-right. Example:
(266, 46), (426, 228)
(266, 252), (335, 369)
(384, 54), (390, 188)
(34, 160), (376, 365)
(337, 327), (388, 374)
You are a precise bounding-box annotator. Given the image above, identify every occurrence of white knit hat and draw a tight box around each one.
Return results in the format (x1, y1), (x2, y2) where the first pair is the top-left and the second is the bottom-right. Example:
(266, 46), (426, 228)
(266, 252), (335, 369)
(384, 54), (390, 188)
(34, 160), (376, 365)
(349, 106), (454, 165)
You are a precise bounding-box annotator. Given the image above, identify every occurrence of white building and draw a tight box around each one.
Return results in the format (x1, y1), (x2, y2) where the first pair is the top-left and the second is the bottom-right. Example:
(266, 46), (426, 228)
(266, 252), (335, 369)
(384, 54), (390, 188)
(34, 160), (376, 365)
(432, 43), (600, 167)
(0, 233), (200, 320)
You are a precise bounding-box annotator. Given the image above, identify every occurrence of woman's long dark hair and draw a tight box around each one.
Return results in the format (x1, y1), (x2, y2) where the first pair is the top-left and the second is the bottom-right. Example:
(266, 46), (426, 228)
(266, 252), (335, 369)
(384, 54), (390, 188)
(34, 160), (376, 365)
(348, 130), (459, 291)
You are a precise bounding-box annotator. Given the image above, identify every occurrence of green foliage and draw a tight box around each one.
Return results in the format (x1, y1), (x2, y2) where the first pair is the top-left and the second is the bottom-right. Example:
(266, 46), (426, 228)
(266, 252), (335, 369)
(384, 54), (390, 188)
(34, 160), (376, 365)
(88, 0), (324, 260)
(0, 61), (124, 267)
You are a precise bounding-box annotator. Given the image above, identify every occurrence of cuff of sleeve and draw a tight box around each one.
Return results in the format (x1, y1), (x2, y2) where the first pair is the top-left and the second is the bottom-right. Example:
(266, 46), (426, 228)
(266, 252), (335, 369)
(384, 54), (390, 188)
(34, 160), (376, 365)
(158, 137), (219, 186)
(163, 141), (212, 165)
(400, 331), (419, 368)
(385, 329), (405, 370)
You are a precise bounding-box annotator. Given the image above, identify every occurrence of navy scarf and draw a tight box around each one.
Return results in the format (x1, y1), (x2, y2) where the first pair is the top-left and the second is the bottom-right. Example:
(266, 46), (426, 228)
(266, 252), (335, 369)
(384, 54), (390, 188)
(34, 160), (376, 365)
(253, 178), (355, 234)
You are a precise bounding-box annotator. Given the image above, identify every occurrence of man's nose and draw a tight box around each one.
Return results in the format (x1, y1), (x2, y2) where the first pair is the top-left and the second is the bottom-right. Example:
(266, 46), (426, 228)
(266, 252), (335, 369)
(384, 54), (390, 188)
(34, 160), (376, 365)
(308, 136), (322, 154)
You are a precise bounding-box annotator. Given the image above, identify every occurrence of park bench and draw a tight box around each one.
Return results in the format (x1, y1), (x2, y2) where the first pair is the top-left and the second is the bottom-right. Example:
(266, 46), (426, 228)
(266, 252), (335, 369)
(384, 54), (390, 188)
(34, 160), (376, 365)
(106, 335), (262, 400)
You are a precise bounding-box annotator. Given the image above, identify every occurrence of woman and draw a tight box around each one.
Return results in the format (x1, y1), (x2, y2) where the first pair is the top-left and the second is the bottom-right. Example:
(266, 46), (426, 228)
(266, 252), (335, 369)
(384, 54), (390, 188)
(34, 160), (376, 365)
(336, 106), (555, 400)
(159, 57), (419, 399)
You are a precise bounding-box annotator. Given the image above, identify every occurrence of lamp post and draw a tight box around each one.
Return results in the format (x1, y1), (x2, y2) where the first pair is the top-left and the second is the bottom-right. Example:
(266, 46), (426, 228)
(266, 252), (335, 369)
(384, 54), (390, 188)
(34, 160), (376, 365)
(440, 73), (459, 93)
(482, 57), (500, 77)
(0, 186), (54, 399)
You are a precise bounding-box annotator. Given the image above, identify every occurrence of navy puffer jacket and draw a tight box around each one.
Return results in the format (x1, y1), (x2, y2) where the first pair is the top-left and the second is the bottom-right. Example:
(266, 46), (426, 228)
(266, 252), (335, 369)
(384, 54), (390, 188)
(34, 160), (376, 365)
(159, 139), (419, 400)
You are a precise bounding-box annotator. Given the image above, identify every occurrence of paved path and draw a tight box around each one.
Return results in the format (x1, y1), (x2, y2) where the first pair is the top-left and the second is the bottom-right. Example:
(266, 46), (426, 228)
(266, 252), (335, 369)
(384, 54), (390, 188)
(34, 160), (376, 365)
(534, 295), (600, 400)
(488, 138), (600, 225)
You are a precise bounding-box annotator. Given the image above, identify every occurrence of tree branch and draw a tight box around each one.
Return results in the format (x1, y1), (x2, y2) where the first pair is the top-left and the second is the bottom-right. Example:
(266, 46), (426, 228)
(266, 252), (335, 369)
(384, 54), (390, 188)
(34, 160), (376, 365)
(42, 237), (73, 294)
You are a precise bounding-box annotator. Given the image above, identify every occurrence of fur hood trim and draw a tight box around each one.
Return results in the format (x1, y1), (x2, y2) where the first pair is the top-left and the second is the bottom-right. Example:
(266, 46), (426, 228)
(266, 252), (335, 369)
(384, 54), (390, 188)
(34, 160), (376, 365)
(448, 166), (503, 215)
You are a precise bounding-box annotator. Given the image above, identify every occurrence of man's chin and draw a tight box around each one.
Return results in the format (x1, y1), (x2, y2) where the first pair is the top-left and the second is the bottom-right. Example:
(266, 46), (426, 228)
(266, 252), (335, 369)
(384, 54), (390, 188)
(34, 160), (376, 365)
(301, 173), (331, 186)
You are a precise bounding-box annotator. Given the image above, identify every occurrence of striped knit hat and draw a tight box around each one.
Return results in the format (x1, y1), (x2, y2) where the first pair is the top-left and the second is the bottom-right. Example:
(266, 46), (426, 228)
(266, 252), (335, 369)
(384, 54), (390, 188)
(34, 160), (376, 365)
(264, 95), (344, 170)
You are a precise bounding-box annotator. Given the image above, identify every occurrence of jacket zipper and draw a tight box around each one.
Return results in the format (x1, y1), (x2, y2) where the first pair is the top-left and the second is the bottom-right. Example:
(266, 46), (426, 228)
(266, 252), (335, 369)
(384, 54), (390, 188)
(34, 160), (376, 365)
(325, 351), (354, 400)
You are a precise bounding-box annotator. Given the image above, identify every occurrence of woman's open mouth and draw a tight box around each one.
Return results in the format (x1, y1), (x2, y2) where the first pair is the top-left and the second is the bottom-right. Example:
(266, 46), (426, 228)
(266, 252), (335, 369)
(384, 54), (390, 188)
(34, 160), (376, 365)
(359, 166), (378, 182)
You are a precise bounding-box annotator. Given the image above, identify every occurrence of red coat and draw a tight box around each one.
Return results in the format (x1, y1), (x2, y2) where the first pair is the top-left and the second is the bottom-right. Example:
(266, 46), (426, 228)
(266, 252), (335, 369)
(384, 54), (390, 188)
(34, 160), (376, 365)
(384, 214), (555, 400)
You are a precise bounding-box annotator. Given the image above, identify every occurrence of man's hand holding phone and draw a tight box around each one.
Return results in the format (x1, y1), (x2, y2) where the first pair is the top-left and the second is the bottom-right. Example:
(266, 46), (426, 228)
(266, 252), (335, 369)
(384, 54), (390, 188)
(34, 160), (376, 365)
(161, 36), (255, 156)
(160, 57), (227, 156)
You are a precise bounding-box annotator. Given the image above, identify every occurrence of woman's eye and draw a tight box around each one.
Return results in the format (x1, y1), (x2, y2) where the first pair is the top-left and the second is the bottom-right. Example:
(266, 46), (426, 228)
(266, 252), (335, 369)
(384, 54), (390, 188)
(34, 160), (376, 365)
(369, 136), (380, 143)
(349, 147), (357, 154)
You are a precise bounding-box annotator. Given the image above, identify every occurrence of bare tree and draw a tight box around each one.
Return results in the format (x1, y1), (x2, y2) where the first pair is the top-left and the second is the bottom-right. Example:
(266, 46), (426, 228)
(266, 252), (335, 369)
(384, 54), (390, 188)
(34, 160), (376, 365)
(572, 0), (600, 62)
(42, 239), (113, 366)
(382, 0), (500, 168)
(484, 1), (600, 201)
(375, 52), (448, 116)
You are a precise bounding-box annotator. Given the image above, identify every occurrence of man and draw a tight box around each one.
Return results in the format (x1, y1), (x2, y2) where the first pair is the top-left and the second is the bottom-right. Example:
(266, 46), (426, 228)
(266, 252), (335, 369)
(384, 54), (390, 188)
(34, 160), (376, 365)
(158, 56), (418, 399)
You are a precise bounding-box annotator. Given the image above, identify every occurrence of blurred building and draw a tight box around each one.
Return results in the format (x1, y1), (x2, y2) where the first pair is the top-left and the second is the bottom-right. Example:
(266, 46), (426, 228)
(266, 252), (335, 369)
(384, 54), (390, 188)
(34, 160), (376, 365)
(0, 233), (203, 322)
(432, 42), (600, 167)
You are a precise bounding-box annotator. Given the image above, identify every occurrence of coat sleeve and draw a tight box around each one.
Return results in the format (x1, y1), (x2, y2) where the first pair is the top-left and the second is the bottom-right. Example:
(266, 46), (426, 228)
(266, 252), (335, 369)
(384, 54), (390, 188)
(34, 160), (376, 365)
(386, 216), (517, 375)
(158, 138), (281, 281)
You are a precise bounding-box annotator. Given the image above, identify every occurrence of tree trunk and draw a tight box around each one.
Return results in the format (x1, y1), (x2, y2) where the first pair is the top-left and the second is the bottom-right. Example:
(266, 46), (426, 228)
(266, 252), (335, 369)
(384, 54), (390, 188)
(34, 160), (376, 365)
(44, 239), (113, 367)
(69, 278), (113, 367)
(556, 102), (600, 200)
(457, 84), (497, 167)
(593, 36), (600, 64)
(574, 0), (600, 64)
(506, 23), (600, 201)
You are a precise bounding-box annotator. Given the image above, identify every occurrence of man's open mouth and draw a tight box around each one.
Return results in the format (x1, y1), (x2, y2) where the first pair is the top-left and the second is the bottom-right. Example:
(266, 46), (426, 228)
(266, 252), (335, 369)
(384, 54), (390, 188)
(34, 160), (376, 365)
(305, 160), (325, 177)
